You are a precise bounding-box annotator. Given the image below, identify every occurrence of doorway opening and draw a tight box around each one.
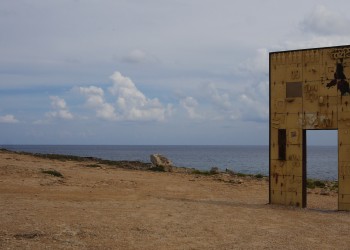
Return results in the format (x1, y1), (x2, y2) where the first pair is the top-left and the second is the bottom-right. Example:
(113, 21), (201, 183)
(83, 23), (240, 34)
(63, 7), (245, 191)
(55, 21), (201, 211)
(305, 130), (338, 210)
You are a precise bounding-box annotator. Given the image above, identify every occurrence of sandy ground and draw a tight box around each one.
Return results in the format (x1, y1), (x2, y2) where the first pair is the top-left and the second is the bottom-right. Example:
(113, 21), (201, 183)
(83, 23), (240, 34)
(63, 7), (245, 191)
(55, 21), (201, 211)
(0, 150), (349, 249)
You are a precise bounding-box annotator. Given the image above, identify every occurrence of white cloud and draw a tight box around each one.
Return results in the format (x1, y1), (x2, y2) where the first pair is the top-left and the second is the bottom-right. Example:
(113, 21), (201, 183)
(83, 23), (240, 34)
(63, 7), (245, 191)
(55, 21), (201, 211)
(180, 96), (202, 119)
(46, 96), (73, 120)
(238, 80), (269, 122)
(78, 86), (117, 121)
(109, 71), (171, 121)
(78, 86), (104, 96)
(122, 49), (147, 64)
(205, 83), (232, 111)
(77, 72), (172, 122)
(0, 114), (19, 123)
(239, 93), (268, 122)
(300, 5), (350, 36)
(201, 83), (240, 121)
(50, 95), (68, 110)
(184, 79), (268, 123)
(236, 48), (269, 75)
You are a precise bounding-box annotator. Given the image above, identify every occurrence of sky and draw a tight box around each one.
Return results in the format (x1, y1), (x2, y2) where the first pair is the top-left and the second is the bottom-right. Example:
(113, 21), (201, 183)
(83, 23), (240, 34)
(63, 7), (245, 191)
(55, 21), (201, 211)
(0, 0), (349, 145)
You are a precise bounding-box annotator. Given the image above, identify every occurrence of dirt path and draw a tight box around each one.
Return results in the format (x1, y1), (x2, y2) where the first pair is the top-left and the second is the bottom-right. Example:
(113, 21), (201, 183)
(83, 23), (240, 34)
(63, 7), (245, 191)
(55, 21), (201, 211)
(0, 151), (349, 249)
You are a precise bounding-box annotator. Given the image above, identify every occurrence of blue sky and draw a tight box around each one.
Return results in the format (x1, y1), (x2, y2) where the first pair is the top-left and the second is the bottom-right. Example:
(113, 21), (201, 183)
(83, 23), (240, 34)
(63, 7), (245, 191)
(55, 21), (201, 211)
(0, 0), (348, 145)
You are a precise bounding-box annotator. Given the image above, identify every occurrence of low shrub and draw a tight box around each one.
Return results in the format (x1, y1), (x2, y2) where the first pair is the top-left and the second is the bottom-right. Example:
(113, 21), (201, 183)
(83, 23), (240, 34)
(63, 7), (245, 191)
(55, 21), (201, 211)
(330, 181), (338, 191)
(36, 154), (86, 162)
(209, 167), (220, 175)
(149, 166), (165, 172)
(314, 180), (326, 188)
(41, 169), (63, 178)
(307, 179), (316, 189)
(236, 173), (248, 177)
(255, 174), (264, 179)
(307, 179), (326, 189)
(85, 164), (100, 168)
(192, 170), (212, 175)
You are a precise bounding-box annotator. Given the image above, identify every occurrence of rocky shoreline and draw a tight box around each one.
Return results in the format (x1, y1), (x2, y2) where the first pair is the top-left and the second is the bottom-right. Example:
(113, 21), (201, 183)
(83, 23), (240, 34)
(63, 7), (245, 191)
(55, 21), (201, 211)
(0, 148), (338, 194)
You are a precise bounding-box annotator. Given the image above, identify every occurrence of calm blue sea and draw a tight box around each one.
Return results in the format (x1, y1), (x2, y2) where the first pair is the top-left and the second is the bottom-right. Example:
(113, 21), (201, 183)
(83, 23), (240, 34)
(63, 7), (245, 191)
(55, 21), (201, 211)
(0, 145), (338, 180)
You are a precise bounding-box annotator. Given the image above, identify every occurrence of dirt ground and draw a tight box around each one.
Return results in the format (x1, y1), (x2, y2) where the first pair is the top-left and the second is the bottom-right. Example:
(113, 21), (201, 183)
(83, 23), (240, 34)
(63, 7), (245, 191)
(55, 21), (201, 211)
(0, 150), (349, 249)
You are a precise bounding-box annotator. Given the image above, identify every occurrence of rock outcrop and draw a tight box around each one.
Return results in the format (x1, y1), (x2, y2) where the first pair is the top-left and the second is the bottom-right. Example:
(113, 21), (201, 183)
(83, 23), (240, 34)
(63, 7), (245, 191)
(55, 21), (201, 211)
(150, 154), (173, 172)
(210, 167), (220, 174)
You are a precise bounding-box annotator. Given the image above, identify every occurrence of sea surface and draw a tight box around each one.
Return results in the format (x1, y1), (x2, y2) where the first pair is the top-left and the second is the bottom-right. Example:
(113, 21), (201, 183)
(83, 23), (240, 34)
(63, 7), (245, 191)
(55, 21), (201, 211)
(0, 145), (338, 180)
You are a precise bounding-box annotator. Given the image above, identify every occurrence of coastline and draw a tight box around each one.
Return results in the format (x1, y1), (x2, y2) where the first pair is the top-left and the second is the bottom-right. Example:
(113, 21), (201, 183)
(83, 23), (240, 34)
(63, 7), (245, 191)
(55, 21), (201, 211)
(0, 147), (338, 185)
(0, 149), (348, 249)
(0, 144), (339, 181)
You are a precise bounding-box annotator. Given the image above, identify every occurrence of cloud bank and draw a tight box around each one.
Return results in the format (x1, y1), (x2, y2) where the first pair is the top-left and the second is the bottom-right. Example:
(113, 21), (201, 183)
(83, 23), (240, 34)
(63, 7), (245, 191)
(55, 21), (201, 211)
(46, 96), (74, 120)
(79, 86), (117, 121)
(3, 2), (350, 145)
(300, 5), (350, 36)
(0, 114), (18, 123)
(77, 71), (172, 122)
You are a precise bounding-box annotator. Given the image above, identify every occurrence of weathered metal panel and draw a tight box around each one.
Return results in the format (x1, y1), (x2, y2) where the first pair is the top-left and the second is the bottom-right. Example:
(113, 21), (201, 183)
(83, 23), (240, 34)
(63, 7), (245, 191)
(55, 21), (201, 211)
(339, 145), (350, 162)
(338, 112), (350, 129)
(338, 202), (350, 211)
(270, 128), (279, 160)
(284, 160), (303, 176)
(271, 113), (286, 129)
(303, 65), (323, 83)
(286, 144), (303, 160)
(280, 142), (303, 197)
(287, 128), (302, 145)
(285, 98), (302, 113)
(285, 191), (303, 207)
(286, 65), (302, 82)
(285, 113), (302, 128)
(303, 83), (323, 111)
(339, 128), (350, 146)
(339, 194), (350, 203)
(339, 161), (350, 176)
(338, 96), (350, 112)
(316, 82), (338, 97)
(302, 49), (322, 63)
(270, 55), (287, 81)
(285, 160), (303, 177)
(270, 189), (285, 205)
(284, 175), (303, 193)
(270, 172), (286, 192)
(271, 84), (286, 104)
(303, 87), (338, 112)
(270, 45), (350, 210)
(270, 159), (286, 175)
(271, 82), (286, 101)
(339, 176), (350, 191)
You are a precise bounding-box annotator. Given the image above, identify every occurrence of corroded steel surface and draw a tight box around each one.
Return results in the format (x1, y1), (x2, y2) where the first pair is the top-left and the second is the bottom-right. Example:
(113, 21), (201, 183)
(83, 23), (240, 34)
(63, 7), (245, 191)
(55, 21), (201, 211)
(270, 45), (350, 210)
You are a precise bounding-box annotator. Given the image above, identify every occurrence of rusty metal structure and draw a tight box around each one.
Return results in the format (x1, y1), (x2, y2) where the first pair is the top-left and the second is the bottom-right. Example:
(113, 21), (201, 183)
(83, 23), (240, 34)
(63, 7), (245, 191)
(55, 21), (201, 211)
(269, 45), (350, 210)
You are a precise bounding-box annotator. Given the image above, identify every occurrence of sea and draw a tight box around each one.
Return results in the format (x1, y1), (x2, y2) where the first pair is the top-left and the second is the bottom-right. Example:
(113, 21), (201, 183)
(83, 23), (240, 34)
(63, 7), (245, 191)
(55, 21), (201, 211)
(0, 145), (338, 180)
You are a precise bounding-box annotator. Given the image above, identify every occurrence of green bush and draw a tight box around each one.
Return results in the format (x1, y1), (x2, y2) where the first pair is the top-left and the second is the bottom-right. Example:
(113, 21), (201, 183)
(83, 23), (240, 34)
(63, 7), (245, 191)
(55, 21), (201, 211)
(85, 164), (100, 168)
(149, 166), (165, 172)
(41, 169), (63, 178)
(236, 173), (248, 177)
(330, 181), (338, 191)
(307, 179), (316, 189)
(314, 180), (326, 188)
(191, 170), (212, 175)
(255, 174), (264, 179)
(36, 154), (86, 162)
